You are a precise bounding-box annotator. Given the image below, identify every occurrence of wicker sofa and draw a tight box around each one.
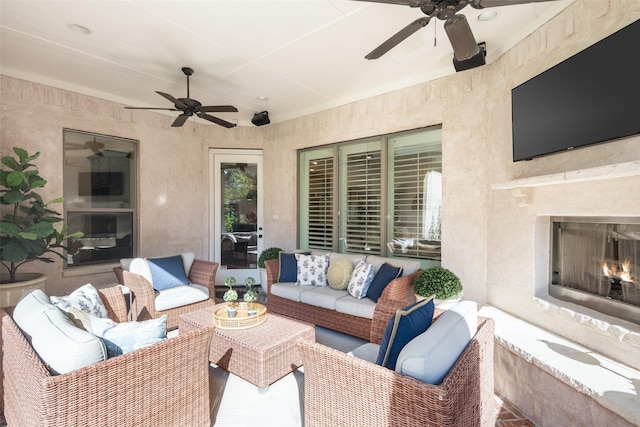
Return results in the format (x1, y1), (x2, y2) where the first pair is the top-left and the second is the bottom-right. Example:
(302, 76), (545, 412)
(298, 308), (496, 427)
(265, 252), (421, 340)
(0, 286), (214, 427)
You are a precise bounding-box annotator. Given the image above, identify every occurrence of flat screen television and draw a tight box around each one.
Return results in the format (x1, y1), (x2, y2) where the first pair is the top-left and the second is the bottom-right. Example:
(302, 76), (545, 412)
(511, 20), (640, 162)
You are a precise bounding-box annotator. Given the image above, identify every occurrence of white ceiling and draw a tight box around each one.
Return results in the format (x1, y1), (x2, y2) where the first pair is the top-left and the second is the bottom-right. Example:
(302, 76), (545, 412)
(0, 0), (573, 127)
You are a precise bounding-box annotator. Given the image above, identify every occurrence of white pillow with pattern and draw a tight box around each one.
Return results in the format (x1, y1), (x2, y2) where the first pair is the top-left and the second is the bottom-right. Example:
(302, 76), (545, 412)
(347, 260), (375, 299)
(50, 283), (108, 318)
(295, 253), (329, 286)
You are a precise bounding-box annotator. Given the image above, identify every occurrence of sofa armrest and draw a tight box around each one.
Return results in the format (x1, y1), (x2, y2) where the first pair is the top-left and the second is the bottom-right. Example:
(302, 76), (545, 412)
(380, 269), (421, 303)
(188, 259), (219, 294)
(122, 269), (158, 317)
(97, 286), (129, 323)
(264, 259), (281, 295)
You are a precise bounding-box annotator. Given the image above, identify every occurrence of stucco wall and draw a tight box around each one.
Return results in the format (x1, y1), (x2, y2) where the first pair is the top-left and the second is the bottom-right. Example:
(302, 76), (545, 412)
(1, 0), (639, 367)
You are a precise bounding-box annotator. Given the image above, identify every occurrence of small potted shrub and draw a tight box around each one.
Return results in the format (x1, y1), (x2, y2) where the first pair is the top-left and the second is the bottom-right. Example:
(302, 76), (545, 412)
(223, 276), (238, 317)
(257, 246), (283, 293)
(414, 266), (463, 303)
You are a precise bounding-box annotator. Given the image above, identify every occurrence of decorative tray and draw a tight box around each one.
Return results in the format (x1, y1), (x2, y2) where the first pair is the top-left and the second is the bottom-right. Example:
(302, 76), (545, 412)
(213, 302), (267, 330)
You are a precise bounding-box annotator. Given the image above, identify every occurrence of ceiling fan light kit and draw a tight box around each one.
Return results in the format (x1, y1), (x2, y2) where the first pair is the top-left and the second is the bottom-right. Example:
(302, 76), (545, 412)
(251, 111), (271, 126)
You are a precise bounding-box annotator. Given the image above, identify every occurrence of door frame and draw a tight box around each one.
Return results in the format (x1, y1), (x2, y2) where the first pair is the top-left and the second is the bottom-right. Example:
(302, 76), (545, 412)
(209, 149), (264, 287)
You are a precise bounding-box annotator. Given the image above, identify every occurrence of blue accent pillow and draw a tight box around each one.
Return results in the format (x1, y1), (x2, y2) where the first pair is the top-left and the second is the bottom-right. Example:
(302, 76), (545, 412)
(278, 252), (310, 283)
(90, 315), (167, 358)
(367, 263), (403, 302)
(376, 297), (435, 370)
(147, 255), (190, 291)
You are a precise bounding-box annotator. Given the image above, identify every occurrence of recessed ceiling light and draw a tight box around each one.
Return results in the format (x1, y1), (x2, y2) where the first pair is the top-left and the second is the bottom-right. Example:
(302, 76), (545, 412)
(68, 23), (92, 35)
(256, 96), (269, 101)
(477, 10), (499, 22)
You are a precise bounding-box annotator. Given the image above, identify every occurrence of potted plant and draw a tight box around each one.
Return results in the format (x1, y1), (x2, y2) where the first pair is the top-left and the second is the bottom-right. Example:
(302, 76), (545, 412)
(244, 277), (259, 315)
(414, 266), (463, 304)
(0, 147), (83, 307)
(257, 246), (283, 293)
(223, 276), (238, 317)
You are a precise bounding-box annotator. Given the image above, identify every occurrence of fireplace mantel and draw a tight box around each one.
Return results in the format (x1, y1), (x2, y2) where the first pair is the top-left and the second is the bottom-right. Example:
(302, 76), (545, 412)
(491, 160), (640, 190)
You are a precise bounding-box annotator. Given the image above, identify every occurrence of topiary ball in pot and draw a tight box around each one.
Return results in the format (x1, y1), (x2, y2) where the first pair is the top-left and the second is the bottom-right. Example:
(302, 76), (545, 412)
(414, 266), (463, 301)
(257, 247), (283, 269)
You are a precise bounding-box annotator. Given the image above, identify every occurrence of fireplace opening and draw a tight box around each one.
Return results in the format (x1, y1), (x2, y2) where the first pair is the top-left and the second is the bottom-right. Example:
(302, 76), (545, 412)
(550, 217), (640, 324)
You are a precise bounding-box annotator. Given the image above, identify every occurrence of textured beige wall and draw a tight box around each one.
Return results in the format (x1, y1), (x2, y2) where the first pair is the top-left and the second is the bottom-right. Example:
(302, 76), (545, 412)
(1, 0), (639, 366)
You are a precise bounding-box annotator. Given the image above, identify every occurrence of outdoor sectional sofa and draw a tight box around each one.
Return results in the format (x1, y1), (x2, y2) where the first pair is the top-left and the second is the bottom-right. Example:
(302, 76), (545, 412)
(264, 252), (422, 341)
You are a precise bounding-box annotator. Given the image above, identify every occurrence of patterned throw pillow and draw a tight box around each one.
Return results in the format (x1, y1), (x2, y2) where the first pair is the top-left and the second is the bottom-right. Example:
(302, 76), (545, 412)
(295, 254), (329, 286)
(90, 315), (167, 357)
(376, 297), (435, 370)
(327, 258), (354, 290)
(50, 283), (109, 318)
(347, 260), (375, 299)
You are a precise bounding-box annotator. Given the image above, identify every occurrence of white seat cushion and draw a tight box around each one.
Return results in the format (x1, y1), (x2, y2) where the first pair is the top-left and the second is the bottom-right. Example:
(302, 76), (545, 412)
(335, 294), (376, 319)
(271, 282), (307, 302)
(348, 342), (380, 363)
(300, 286), (348, 310)
(154, 284), (209, 311)
(395, 301), (477, 385)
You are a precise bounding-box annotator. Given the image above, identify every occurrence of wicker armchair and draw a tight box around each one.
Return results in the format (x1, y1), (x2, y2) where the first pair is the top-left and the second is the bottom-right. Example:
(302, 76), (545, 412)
(298, 315), (496, 427)
(1, 286), (214, 427)
(114, 257), (218, 329)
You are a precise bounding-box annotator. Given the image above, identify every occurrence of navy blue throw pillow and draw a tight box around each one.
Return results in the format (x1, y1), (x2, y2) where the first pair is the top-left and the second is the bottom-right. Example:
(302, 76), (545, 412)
(278, 252), (299, 282)
(376, 297), (435, 370)
(147, 255), (190, 291)
(367, 263), (403, 302)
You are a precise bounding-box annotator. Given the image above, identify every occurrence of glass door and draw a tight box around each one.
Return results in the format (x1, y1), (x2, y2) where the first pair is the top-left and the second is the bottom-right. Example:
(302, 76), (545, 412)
(210, 150), (263, 287)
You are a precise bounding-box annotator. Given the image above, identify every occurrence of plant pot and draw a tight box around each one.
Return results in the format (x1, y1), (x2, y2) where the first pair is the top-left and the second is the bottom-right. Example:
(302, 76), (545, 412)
(0, 273), (47, 308)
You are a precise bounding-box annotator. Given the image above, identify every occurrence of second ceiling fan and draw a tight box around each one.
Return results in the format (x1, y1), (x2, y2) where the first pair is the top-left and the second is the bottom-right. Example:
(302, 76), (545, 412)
(355, 0), (562, 62)
(125, 67), (237, 128)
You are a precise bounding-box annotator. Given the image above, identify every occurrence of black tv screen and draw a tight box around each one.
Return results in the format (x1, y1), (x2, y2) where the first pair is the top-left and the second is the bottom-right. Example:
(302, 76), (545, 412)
(511, 20), (640, 162)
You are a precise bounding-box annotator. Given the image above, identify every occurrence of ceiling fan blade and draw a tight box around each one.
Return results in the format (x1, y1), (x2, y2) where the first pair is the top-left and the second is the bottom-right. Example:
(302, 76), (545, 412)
(444, 14), (480, 61)
(156, 91), (188, 110)
(470, 0), (561, 8)
(197, 112), (237, 128)
(199, 105), (238, 113)
(124, 106), (178, 111)
(365, 16), (431, 60)
(171, 113), (190, 127)
(351, 0), (426, 6)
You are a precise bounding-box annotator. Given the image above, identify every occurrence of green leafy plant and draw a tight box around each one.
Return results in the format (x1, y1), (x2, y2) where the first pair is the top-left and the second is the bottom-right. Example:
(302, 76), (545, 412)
(257, 247), (283, 269)
(243, 277), (258, 302)
(414, 266), (463, 300)
(222, 276), (238, 302)
(1, 147), (83, 283)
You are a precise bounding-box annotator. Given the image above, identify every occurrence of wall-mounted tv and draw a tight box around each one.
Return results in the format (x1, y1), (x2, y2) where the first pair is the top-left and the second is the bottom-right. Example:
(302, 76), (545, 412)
(511, 20), (640, 162)
(78, 172), (124, 196)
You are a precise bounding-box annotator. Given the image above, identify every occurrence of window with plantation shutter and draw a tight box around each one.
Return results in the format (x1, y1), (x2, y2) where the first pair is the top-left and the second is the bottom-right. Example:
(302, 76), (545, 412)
(299, 148), (334, 250)
(387, 130), (442, 261)
(298, 126), (442, 268)
(339, 141), (382, 254)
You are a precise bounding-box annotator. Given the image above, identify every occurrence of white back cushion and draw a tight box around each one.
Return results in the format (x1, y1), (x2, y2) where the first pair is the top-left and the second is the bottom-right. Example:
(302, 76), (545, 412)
(126, 252), (196, 287)
(395, 301), (477, 385)
(13, 289), (107, 375)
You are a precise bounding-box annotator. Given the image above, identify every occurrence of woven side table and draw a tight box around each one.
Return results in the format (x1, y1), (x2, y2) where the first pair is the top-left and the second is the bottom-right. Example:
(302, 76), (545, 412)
(179, 304), (315, 391)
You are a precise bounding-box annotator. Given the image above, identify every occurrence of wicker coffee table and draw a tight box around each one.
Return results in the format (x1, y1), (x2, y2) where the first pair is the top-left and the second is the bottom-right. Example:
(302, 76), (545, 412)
(179, 304), (315, 391)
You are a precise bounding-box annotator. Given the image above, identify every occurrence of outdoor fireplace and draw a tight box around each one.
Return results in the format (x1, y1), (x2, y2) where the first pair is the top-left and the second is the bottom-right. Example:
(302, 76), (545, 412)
(550, 217), (640, 324)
